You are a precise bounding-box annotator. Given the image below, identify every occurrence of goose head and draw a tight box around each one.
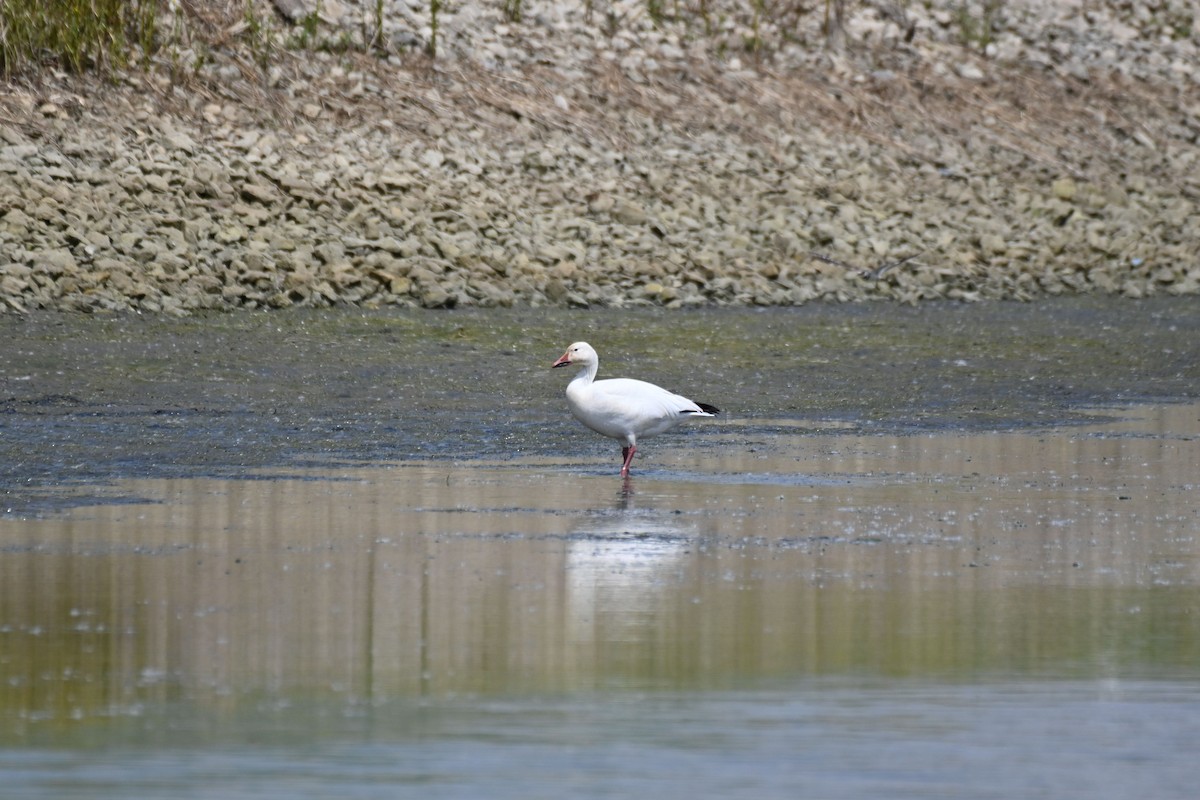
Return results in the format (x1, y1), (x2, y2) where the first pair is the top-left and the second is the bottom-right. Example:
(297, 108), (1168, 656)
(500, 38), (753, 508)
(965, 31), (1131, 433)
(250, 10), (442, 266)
(552, 341), (598, 369)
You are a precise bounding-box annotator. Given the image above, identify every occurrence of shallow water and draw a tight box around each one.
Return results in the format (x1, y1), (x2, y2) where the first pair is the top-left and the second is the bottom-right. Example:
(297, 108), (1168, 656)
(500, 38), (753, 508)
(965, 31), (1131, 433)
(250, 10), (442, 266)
(2, 400), (1198, 798)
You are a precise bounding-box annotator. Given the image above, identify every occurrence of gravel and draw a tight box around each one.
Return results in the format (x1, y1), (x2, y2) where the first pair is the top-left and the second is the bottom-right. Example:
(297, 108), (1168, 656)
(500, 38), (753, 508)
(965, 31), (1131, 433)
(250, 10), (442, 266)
(1, 0), (1196, 313)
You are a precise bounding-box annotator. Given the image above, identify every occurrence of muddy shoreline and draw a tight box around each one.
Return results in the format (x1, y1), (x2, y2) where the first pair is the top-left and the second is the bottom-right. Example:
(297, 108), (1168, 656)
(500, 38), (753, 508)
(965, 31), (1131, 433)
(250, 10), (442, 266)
(2, 296), (1198, 514)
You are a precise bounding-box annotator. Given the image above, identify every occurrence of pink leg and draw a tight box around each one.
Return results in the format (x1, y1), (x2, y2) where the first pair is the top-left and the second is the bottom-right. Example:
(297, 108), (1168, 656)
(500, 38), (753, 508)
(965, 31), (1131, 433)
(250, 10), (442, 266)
(620, 445), (637, 476)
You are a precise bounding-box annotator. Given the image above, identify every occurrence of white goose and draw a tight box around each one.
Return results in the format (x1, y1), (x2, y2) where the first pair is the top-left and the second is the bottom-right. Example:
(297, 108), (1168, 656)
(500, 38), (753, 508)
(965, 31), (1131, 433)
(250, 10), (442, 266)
(552, 341), (719, 476)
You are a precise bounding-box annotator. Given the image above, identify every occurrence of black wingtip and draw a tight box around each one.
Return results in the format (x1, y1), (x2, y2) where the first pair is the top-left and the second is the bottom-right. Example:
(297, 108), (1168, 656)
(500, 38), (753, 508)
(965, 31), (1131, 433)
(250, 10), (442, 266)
(697, 402), (720, 415)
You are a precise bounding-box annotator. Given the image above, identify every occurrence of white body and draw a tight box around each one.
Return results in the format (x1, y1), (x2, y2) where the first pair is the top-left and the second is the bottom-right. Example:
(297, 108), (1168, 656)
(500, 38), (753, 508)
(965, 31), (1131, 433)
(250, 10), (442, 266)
(564, 375), (706, 446)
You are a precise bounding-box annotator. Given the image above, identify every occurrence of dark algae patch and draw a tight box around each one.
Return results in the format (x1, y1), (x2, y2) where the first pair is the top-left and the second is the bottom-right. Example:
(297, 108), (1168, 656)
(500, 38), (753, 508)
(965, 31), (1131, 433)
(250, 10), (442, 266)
(2, 296), (1197, 513)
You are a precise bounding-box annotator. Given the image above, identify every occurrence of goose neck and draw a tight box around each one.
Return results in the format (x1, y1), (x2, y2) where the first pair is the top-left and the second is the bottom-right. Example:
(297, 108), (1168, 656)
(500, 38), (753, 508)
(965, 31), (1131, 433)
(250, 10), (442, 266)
(571, 360), (598, 386)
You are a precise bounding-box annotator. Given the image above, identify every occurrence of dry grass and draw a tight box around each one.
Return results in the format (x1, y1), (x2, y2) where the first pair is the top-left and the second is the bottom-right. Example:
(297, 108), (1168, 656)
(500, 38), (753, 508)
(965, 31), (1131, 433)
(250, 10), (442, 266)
(0, 1), (861, 77)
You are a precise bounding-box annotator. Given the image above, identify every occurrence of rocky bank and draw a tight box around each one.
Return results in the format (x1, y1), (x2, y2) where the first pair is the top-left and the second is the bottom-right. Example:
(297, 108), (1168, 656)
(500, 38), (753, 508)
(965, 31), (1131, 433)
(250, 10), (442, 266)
(0, 0), (1197, 313)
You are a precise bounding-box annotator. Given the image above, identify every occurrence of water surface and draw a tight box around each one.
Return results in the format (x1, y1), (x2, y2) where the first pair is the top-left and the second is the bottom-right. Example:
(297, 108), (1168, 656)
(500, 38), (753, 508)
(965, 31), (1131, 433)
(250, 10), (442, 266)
(2, 400), (1198, 798)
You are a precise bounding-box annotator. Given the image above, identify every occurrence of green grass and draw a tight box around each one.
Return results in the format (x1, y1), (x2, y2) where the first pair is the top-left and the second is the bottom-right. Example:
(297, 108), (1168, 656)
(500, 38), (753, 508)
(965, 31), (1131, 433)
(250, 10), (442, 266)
(0, 0), (158, 76)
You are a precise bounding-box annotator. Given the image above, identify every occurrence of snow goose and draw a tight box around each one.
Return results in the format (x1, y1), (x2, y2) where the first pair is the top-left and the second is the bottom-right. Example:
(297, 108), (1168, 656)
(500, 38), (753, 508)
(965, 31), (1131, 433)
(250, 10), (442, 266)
(552, 341), (719, 476)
